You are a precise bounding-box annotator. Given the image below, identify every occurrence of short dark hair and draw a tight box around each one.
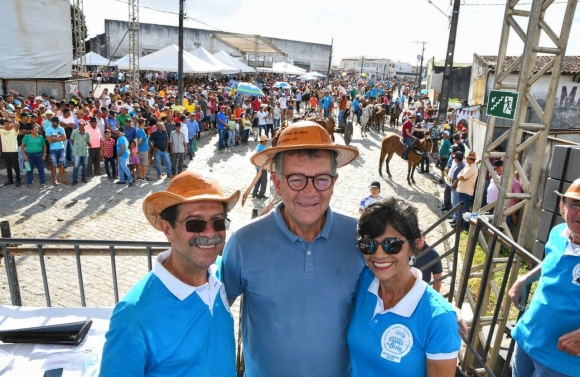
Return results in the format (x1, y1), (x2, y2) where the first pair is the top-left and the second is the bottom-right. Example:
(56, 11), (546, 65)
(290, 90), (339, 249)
(358, 197), (422, 255)
(160, 204), (180, 229)
(273, 149), (338, 179)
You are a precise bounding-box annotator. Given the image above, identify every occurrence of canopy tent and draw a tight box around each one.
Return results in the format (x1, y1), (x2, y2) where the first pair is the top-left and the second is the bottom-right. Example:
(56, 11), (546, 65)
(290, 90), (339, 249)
(189, 47), (239, 74)
(114, 54), (137, 68)
(308, 71), (326, 78)
(213, 50), (255, 73)
(117, 44), (220, 73)
(271, 62), (306, 75)
(73, 51), (116, 66)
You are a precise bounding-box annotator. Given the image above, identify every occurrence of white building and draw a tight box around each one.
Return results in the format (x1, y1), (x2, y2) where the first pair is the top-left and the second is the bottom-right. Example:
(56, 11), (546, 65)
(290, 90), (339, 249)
(339, 56), (396, 80)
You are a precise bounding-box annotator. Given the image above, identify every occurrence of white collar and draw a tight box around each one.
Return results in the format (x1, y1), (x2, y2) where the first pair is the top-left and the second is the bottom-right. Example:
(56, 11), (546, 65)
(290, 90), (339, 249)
(560, 227), (580, 257)
(368, 267), (427, 318)
(152, 249), (222, 312)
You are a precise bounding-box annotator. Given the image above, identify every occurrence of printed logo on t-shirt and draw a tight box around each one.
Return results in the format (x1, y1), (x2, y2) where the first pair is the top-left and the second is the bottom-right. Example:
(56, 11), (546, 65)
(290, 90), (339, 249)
(572, 263), (580, 287)
(380, 324), (413, 363)
(220, 285), (232, 315)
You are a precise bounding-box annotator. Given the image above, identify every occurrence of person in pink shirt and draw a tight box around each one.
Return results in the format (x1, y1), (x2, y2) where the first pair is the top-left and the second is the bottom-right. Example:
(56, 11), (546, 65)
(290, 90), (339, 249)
(86, 117), (102, 176)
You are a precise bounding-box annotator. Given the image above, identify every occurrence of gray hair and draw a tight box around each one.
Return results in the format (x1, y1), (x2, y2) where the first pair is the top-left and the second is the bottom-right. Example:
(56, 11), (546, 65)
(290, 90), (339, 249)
(273, 149), (338, 180)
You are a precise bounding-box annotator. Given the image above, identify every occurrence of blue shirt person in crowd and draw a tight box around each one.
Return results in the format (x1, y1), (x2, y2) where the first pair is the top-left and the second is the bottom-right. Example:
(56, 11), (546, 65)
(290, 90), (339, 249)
(216, 107), (228, 151)
(348, 198), (460, 377)
(222, 122), (364, 377)
(100, 171), (240, 377)
(509, 179), (580, 377)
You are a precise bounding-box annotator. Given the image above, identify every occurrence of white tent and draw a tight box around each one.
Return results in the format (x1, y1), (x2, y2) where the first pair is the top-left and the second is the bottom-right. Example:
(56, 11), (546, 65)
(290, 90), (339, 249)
(189, 47), (239, 74)
(272, 62), (306, 75)
(124, 44), (220, 73)
(114, 54), (137, 68)
(213, 50), (256, 73)
(73, 51), (116, 66)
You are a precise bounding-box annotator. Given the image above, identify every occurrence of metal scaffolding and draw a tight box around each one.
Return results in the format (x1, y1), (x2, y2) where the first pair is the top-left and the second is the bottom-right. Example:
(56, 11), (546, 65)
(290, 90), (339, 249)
(72, 0), (86, 76)
(128, 0), (140, 93)
(459, 0), (578, 373)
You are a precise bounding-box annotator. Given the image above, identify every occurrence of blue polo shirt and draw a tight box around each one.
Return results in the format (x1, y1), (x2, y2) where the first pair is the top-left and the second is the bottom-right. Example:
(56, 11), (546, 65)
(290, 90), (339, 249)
(347, 267), (460, 377)
(46, 125), (66, 150)
(100, 251), (236, 377)
(371, 87), (377, 98)
(124, 126), (137, 143)
(353, 99), (361, 112)
(216, 112), (227, 130)
(222, 205), (365, 377)
(136, 128), (149, 153)
(116, 135), (129, 159)
(511, 223), (580, 376)
(105, 117), (118, 132)
(322, 95), (332, 109)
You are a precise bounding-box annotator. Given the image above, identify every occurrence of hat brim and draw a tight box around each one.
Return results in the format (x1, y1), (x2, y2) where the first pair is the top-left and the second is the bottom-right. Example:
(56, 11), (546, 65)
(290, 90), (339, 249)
(251, 143), (359, 170)
(554, 190), (580, 202)
(143, 190), (240, 231)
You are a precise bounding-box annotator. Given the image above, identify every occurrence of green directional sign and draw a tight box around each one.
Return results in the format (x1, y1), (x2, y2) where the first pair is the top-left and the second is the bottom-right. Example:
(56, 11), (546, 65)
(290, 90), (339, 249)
(487, 90), (519, 120)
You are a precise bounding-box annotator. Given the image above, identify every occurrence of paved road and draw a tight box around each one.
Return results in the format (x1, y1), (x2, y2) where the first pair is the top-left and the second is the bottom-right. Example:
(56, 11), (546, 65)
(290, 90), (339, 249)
(0, 121), (451, 308)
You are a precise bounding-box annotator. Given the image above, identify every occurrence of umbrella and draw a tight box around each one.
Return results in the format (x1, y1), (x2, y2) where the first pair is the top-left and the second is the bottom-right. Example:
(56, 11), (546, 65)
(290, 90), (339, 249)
(273, 81), (291, 89)
(236, 82), (264, 97)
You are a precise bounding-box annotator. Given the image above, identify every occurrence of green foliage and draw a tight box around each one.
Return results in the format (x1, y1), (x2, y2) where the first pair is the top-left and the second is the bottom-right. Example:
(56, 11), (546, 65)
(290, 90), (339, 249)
(448, 98), (461, 103)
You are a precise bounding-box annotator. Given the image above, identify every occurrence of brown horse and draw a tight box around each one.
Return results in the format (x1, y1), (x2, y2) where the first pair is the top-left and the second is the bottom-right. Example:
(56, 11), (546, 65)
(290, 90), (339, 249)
(390, 103), (402, 128)
(314, 118), (336, 142)
(379, 132), (433, 184)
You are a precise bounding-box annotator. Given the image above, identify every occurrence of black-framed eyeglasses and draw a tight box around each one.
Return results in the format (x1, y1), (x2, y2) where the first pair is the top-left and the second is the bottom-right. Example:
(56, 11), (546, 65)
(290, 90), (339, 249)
(173, 218), (230, 233)
(357, 237), (410, 255)
(285, 173), (335, 191)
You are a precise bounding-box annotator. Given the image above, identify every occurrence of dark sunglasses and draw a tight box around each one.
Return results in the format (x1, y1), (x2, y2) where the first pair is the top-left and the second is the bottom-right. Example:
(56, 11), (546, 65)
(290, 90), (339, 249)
(174, 218), (230, 233)
(356, 237), (409, 255)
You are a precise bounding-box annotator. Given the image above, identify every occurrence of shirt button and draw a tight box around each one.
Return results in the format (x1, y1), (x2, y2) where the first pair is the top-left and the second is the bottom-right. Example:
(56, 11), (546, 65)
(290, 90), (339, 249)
(307, 251), (311, 255)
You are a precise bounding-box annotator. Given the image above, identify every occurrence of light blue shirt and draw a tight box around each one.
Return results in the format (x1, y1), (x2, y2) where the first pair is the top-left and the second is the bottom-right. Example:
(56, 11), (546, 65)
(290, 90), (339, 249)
(99, 251), (236, 377)
(222, 205), (365, 377)
(511, 223), (580, 376)
(116, 135), (129, 159)
(322, 95), (332, 109)
(186, 119), (200, 140)
(347, 267), (460, 377)
(46, 125), (65, 150)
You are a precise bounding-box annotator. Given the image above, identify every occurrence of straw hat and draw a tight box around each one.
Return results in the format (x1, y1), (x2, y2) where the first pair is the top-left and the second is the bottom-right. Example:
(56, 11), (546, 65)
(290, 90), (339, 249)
(250, 121), (359, 169)
(555, 178), (580, 202)
(466, 151), (477, 160)
(259, 135), (268, 142)
(142, 171), (240, 230)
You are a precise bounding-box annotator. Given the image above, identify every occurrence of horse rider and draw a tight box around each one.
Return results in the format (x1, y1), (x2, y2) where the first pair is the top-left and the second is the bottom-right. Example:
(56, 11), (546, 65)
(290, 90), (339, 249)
(401, 114), (423, 160)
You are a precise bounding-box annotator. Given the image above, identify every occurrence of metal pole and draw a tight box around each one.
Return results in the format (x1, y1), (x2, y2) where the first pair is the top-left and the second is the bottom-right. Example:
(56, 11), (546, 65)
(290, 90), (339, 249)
(360, 56), (364, 76)
(177, 0), (185, 106)
(436, 0), (461, 124)
(327, 38), (333, 79)
(1, 220), (21, 306)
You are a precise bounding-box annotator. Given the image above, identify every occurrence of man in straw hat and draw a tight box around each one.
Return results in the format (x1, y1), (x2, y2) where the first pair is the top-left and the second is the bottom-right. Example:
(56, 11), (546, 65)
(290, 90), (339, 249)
(100, 171), (240, 376)
(509, 179), (580, 376)
(222, 121), (365, 377)
(454, 150), (478, 230)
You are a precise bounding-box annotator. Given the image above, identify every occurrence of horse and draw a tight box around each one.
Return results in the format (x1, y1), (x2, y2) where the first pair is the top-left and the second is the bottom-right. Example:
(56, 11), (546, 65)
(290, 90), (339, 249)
(314, 118), (336, 142)
(390, 103), (402, 128)
(372, 104), (386, 133)
(378, 132), (433, 184)
(360, 105), (373, 138)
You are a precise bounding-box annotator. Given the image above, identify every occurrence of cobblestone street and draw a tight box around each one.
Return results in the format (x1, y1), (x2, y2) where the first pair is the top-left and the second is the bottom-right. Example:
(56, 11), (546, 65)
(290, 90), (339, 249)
(0, 122), (451, 309)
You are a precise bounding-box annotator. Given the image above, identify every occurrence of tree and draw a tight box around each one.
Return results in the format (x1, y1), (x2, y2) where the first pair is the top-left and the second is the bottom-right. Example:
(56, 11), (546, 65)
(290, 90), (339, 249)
(70, 4), (88, 57)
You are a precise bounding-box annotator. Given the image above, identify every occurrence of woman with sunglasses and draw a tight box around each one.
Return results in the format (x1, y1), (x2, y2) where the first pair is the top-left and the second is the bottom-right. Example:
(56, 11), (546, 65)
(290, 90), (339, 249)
(347, 197), (460, 377)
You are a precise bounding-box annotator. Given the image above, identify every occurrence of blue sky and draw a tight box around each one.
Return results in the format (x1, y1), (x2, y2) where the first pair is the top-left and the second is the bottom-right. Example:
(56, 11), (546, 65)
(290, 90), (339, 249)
(85, 0), (580, 66)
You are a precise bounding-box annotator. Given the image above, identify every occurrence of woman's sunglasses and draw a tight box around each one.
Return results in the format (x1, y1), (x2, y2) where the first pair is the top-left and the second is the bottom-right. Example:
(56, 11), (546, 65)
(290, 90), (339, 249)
(174, 218), (230, 233)
(356, 237), (409, 255)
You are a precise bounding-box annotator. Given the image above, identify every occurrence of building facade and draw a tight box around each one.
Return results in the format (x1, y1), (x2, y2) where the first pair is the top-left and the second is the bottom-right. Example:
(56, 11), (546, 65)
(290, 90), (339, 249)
(90, 20), (332, 73)
(339, 56), (396, 80)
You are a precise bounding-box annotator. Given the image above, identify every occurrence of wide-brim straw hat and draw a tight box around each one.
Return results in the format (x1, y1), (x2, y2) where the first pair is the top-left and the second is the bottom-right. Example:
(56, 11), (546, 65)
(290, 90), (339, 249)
(555, 178), (580, 202)
(250, 121), (359, 169)
(143, 171), (240, 230)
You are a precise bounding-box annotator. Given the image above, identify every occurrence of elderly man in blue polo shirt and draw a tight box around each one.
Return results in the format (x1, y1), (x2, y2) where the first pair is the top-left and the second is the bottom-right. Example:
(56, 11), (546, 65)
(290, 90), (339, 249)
(222, 121), (365, 377)
(509, 179), (580, 377)
(100, 171), (240, 377)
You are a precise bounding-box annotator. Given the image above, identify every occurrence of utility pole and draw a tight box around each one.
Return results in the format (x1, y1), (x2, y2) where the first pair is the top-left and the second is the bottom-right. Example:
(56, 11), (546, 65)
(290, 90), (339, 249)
(128, 0), (140, 93)
(413, 41), (427, 91)
(437, 0), (461, 126)
(327, 38), (333, 79)
(177, 0), (185, 106)
(360, 56), (364, 76)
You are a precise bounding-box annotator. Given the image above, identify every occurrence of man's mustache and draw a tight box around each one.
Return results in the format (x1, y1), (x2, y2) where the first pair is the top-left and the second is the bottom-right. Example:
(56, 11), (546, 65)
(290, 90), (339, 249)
(189, 235), (224, 247)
